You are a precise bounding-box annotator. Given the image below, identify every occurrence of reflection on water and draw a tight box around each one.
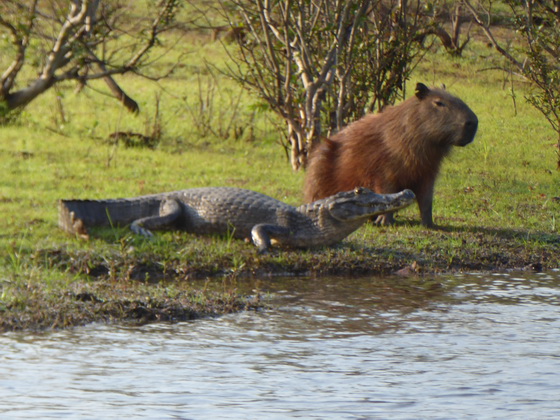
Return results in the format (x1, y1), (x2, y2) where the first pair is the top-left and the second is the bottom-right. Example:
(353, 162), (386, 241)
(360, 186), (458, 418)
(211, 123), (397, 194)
(1, 271), (560, 419)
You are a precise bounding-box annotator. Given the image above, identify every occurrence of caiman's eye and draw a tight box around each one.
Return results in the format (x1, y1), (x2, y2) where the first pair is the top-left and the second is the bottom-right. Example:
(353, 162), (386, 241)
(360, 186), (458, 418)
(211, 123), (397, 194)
(354, 187), (364, 194)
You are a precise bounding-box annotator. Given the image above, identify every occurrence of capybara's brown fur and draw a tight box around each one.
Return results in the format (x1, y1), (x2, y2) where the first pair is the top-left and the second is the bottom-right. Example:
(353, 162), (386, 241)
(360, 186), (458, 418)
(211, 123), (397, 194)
(303, 83), (478, 227)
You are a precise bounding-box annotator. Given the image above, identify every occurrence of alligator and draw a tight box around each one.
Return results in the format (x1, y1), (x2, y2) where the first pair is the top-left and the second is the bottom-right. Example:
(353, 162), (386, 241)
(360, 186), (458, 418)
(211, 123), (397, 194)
(59, 187), (415, 253)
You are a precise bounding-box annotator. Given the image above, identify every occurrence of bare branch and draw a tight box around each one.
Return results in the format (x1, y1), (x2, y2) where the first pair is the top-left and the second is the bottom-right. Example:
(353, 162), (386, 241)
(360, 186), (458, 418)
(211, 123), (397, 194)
(0, 0), (38, 93)
(123, 0), (181, 71)
(464, 0), (560, 168)
(463, 0), (524, 71)
(221, 0), (424, 170)
(1, 0), (182, 113)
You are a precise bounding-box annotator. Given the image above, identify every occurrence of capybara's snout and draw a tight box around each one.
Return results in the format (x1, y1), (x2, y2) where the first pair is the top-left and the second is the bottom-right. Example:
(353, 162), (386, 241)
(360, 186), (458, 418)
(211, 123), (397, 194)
(459, 114), (478, 147)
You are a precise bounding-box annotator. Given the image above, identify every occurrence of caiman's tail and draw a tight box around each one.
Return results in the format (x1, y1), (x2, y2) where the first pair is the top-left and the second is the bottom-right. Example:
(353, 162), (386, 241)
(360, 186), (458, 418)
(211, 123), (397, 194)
(59, 198), (162, 237)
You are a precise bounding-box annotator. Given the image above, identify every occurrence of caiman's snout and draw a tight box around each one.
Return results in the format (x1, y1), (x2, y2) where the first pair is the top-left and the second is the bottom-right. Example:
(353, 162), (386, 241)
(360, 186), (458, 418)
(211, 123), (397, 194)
(353, 187), (415, 203)
(329, 188), (415, 221)
(377, 189), (415, 210)
(396, 189), (415, 203)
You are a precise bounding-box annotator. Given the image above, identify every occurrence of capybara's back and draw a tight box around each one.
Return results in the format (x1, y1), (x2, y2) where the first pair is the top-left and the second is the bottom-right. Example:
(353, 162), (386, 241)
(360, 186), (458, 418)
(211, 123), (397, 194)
(303, 83), (478, 227)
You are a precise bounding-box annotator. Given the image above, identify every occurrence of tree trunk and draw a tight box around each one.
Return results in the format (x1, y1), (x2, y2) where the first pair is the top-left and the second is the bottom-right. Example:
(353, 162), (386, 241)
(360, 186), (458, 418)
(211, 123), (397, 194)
(4, 76), (55, 109)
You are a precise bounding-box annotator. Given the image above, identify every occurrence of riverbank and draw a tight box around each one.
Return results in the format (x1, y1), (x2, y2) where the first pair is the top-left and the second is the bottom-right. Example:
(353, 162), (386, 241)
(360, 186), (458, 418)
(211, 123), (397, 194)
(2, 30), (560, 332)
(2, 217), (558, 332)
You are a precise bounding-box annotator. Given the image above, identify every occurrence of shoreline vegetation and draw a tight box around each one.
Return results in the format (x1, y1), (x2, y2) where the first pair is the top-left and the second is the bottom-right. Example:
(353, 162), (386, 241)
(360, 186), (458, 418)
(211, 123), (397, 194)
(2, 13), (560, 332)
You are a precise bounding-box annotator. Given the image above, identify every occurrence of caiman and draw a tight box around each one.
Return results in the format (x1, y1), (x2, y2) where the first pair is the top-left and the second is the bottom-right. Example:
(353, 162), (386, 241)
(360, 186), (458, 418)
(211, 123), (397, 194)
(59, 187), (415, 253)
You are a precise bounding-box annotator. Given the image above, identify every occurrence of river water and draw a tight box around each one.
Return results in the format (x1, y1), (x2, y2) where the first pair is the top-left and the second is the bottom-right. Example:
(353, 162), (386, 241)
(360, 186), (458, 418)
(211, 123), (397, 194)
(1, 270), (560, 419)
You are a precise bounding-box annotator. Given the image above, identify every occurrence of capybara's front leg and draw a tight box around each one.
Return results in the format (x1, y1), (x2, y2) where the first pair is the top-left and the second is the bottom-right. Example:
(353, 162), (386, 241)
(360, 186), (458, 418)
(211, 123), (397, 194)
(416, 183), (435, 228)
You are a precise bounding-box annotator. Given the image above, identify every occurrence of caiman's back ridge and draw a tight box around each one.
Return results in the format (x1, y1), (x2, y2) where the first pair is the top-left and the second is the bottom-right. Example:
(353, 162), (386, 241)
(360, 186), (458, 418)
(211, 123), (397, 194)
(59, 187), (415, 253)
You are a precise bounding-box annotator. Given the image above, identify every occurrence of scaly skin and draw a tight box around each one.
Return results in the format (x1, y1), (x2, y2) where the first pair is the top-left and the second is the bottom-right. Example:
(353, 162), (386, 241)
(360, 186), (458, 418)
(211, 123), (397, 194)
(59, 187), (415, 252)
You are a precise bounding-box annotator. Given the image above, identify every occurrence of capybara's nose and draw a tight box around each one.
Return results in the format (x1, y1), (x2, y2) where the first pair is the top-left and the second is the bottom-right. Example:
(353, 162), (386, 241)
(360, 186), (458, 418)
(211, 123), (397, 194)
(465, 118), (478, 131)
(456, 119), (478, 147)
(462, 117), (478, 143)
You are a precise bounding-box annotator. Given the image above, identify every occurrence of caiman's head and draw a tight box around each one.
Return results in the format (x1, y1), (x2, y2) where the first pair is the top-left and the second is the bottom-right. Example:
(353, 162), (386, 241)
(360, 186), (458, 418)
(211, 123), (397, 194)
(325, 187), (416, 221)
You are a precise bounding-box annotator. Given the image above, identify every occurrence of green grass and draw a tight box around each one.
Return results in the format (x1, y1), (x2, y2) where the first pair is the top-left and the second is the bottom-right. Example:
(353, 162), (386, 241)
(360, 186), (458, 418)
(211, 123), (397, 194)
(1, 30), (559, 331)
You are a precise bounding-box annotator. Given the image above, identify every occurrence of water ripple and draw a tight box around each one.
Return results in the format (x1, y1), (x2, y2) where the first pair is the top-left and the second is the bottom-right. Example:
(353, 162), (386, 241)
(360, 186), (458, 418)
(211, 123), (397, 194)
(2, 271), (560, 419)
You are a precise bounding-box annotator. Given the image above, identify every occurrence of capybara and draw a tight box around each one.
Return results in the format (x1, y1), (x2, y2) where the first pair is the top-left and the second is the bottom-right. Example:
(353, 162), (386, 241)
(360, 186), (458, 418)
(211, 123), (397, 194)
(303, 83), (478, 227)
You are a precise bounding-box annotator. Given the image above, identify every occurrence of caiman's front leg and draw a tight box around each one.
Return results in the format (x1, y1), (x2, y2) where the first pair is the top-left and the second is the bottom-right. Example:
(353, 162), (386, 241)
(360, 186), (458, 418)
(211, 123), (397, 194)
(131, 198), (183, 237)
(251, 224), (292, 254)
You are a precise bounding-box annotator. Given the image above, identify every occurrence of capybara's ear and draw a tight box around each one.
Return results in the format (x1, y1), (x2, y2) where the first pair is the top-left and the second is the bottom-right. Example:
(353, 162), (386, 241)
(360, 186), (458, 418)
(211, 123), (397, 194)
(415, 83), (430, 100)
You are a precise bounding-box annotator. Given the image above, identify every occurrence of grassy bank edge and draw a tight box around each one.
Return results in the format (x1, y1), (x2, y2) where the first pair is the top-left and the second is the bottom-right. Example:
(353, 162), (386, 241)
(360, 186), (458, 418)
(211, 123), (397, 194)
(2, 218), (559, 333)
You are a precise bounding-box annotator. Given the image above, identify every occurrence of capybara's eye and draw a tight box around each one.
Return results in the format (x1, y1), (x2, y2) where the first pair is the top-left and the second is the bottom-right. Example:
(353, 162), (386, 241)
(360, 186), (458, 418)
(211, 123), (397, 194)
(434, 100), (446, 107)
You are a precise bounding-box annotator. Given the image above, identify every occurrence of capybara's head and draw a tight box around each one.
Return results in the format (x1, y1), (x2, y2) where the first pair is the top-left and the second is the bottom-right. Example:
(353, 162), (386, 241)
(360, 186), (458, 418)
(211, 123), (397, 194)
(411, 83), (478, 148)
